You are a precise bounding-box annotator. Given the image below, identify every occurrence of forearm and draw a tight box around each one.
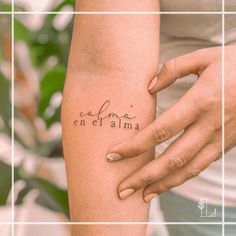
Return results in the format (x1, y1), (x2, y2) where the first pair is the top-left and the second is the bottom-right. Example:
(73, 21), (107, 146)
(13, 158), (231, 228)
(76, 0), (158, 11)
(62, 7), (159, 236)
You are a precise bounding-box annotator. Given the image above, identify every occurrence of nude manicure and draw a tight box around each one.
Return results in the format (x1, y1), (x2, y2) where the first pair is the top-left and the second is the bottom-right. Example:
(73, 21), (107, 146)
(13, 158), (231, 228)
(144, 193), (157, 202)
(119, 188), (134, 200)
(148, 76), (158, 91)
(106, 153), (122, 161)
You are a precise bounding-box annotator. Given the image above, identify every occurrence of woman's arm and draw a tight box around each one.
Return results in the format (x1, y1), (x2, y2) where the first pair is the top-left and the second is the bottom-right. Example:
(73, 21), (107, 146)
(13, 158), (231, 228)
(61, 1), (159, 235)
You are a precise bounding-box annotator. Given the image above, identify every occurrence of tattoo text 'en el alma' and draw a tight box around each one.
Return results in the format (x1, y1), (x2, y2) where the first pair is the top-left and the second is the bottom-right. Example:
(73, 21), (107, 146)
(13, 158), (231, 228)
(74, 100), (140, 130)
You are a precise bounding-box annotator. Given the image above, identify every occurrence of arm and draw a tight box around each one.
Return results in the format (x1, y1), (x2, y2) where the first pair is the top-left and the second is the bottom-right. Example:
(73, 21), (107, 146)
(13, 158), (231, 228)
(61, 1), (159, 235)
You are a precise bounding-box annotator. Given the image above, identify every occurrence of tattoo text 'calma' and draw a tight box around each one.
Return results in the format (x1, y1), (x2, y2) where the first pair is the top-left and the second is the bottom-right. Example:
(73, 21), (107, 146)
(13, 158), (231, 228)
(74, 100), (140, 130)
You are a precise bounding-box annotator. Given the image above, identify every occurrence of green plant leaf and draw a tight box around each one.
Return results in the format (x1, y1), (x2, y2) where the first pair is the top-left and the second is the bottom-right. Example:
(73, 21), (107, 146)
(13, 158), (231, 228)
(0, 160), (12, 205)
(30, 30), (71, 67)
(0, 160), (20, 205)
(0, 3), (12, 12)
(32, 138), (62, 157)
(0, 74), (11, 135)
(24, 176), (69, 217)
(14, 19), (31, 41)
(0, 74), (11, 120)
(15, 184), (32, 205)
(13, 166), (68, 216)
(38, 65), (66, 127)
(28, 12), (73, 67)
(50, 0), (74, 13)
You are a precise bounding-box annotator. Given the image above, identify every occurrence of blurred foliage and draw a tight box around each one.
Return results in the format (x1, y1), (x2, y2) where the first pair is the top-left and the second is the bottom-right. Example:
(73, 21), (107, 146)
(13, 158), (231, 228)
(0, 159), (69, 216)
(0, 160), (13, 205)
(13, 0), (74, 12)
(0, 2), (12, 12)
(39, 65), (66, 127)
(0, 1), (75, 219)
(14, 7), (73, 132)
(15, 165), (69, 216)
(0, 72), (11, 135)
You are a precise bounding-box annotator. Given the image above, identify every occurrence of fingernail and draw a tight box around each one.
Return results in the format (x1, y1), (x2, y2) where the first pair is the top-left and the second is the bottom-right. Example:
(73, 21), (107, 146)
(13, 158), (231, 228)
(148, 76), (158, 91)
(106, 153), (122, 161)
(144, 193), (157, 202)
(119, 188), (134, 200)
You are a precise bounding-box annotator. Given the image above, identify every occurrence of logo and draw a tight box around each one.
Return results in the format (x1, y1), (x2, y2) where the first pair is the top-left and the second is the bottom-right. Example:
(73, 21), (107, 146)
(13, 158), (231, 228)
(197, 199), (217, 218)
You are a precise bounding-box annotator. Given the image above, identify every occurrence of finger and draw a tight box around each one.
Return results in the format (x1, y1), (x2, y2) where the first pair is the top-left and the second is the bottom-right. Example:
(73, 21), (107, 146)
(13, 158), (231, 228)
(148, 49), (212, 93)
(107, 91), (199, 162)
(117, 120), (213, 200)
(143, 139), (222, 202)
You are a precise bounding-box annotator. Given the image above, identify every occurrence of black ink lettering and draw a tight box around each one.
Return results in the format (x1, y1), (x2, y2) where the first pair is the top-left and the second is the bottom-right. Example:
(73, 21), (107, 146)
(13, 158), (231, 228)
(99, 118), (103, 126)
(74, 100), (140, 131)
(124, 122), (132, 129)
(80, 120), (85, 126)
(79, 100), (136, 121)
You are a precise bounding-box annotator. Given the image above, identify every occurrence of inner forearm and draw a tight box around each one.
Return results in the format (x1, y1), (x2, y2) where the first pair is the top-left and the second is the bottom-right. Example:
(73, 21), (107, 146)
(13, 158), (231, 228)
(62, 11), (159, 236)
(62, 70), (156, 216)
(62, 72), (155, 236)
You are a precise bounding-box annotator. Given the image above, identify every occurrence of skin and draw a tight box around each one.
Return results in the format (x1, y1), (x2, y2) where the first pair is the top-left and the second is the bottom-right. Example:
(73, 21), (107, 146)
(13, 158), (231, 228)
(76, 0), (158, 11)
(108, 46), (236, 202)
(62, 1), (160, 235)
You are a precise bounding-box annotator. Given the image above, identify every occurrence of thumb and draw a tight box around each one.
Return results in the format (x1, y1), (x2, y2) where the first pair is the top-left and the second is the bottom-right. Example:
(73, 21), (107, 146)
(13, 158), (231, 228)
(148, 49), (210, 93)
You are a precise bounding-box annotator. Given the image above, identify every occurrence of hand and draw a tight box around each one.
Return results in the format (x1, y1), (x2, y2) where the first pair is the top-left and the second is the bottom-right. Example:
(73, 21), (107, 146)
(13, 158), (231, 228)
(106, 46), (236, 202)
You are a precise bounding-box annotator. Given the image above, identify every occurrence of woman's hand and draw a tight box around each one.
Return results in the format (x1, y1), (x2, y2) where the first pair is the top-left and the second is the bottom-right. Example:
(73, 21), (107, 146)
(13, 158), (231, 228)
(106, 46), (236, 202)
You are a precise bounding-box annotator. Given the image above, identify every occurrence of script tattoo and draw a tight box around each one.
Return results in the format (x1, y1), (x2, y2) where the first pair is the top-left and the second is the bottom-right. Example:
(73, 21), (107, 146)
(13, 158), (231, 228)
(74, 100), (140, 130)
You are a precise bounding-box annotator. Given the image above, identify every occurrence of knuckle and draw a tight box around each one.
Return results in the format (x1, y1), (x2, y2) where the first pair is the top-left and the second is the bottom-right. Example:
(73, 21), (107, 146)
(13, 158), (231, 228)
(152, 126), (171, 143)
(213, 148), (222, 161)
(197, 94), (221, 114)
(156, 182), (169, 193)
(189, 143), (200, 156)
(162, 59), (176, 79)
(186, 168), (201, 179)
(185, 142), (201, 156)
(166, 155), (185, 172)
(137, 171), (153, 187)
(199, 100), (213, 113)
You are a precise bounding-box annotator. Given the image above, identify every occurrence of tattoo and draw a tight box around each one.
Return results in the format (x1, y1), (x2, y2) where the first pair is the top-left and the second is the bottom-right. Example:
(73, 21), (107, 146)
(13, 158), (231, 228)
(74, 100), (140, 130)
